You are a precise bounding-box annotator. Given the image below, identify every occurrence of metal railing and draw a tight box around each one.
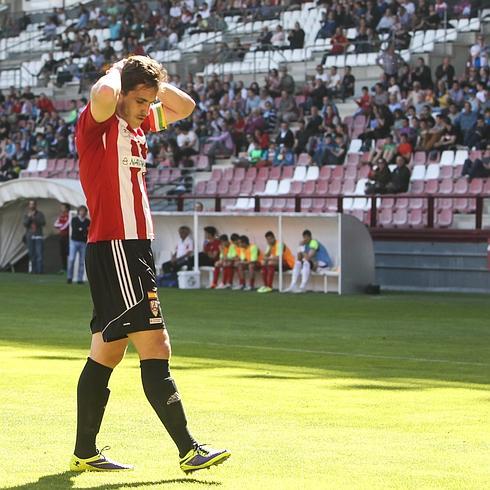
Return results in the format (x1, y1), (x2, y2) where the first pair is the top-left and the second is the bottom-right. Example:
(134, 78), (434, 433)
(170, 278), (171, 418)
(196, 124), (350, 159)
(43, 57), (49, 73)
(150, 193), (490, 230)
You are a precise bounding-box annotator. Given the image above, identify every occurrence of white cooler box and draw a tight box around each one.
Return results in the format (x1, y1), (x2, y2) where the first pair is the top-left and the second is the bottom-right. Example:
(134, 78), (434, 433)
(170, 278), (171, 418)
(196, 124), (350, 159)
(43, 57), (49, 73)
(177, 271), (201, 289)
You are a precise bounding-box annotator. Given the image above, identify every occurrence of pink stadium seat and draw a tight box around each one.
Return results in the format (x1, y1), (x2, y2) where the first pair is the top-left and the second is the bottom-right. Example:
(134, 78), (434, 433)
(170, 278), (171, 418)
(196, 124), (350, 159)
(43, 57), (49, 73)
(65, 159), (75, 171)
(454, 165), (463, 177)
(438, 179), (453, 194)
(257, 167), (269, 181)
(331, 166), (344, 180)
(342, 179), (355, 194)
(282, 166), (294, 179)
(232, 167), (245, 182)
(228, 181), (241, 196)
(196, 155), (209, 170)
(346, 153), (360, 166)
(453, 198), (469, 212)
(454, 179), (468, 194)
(410, 180), (424, 193)
(216, 180), (230, 195)
(361, 152), (371, 164)
(393, 208), (408, 227)
(395, 197), (409, 209)
(240, 180), (253, 194)
(483, 179), (490, 193)
(319, 166), (331, 181)
(411, 151), (426, 166)
(170, 169), (181, 180)
(436, 197), (453, 210)
(316, 180), (328, 194)
(437, 209), (453, 227)
(439, 166), (453, 179)
(312, 198), (326, 212)
(159, 168), (171, 182)
(270, 198), (285, 212)
(329, 180), (341, 194)
(285, 199), (296, 212)
(344, 115), (353, 131)
(55, 159), (66, 171)
(67, 171), (79, 179)
(253, 180), (266, 194)
(269, 166), (281, 180)
(379, 208), (393, 227)
(303, 180), (316, 195)
(211, 168), (222, 182)
(469, 179), (483, 194)
(358, 165), (371, 179)
(424, 180), (438, 193)
(326, 198), (338, 211)
(408, 197), (425, 210)
(297, 153), (310, 166)
(408, 209), (424, 228)
(380, 197), (394, 209)
(47, 159), (57, 171)
(290, 181), (303, 194)
(353, 115), (366, 129)
(223, 167), (234, 181)
(205, 181), (217, 195)
(245, 167), (257, 181)
(260, 198), (273, 212)
(194, 181), (206, 194)
(344, 166), (357, 180)
(300, 198), (313, 212)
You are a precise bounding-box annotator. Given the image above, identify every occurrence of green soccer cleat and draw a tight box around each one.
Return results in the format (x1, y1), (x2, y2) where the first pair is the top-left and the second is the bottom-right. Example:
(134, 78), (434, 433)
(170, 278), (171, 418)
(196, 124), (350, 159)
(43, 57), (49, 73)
(257, 286), (272, 293)
(69, 447), (133, 472)
(180, 443), (231, 474)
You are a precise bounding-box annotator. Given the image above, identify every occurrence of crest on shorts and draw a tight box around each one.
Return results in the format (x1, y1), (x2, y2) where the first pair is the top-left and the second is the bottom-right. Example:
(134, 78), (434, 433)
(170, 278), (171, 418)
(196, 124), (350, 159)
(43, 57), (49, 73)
(147, 291), (158, 300)
(149, 299), (160, 317)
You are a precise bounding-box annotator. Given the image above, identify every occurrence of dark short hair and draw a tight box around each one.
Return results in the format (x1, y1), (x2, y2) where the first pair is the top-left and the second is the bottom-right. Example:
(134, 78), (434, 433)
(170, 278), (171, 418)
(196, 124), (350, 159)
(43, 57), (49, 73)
(204, 226), (217, 236)
(265, 230), (275, 238)
(230, 233), (239, 242)
(302, 229), (312, 238)
(239, 235), (249, 245)
(78, 205), (87, 213)
(219, 234), (228, 241)
(121, 55), (167, 93)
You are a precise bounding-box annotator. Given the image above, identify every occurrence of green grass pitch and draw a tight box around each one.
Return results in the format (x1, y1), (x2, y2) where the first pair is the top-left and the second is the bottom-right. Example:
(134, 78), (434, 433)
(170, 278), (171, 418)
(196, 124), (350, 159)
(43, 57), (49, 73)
(1, 274), (489, 489)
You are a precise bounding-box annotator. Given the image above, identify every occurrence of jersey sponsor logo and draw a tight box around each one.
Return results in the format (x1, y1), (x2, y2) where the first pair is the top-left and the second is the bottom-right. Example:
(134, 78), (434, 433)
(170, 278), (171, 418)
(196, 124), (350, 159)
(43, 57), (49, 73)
(149, 299), (160, 317)
(121, 156), (146, 169)
(149, 317), (163, 325)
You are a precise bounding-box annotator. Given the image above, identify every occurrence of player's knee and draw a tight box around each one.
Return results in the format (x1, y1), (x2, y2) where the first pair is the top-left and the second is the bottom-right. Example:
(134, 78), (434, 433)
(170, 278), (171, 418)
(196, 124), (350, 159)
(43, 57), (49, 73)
(91, 349), (125, 368)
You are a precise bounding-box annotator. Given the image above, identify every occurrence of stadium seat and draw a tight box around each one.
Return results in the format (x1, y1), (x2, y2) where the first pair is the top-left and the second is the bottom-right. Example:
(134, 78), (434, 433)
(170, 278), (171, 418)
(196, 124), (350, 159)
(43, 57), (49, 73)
(262, 179), (279, 195)
(438, 179), (453, 194)
(329, 180), (341, 194)
(196, 155), (209, 170)
(379, 208), (393, 227)
(408, 209), (424, 228)
(305, 166), (319, 181)
(260, 198), (273, 212)
(454, 179), (468, 194)
(408, 197), (425, 210)
(297, 153), (310, 166)
(436, 197), (453, 210)
(319, 166), (331, 181)
(331, 166), (344, 180)
(232, 167), (245, 182)
(217, 181), (229, 195)
(326, 198), (338, 212)
(300, 197), (313, 212)
(347, 139), (362, 154)
(290, 181), (303, 194)
(425, 164), (440, 180)
(292, 166), (307, 182)
(194, 181), (206, 194)
(316, 180), (328, 194)
(454, 150), (469, 166)
(409, 180), (424, 193)
(205, 181), (217, 195)
(257, 167), (270, 181)
(282, 166), (294, 179)
(222, 167), (234, 181)
(245, 167), (258, 181)
(358, 165), (371, 179)
(395, 197), (409, 209)
(210, 169), (222, 182)
(253, 180), (266, 194)
(240, 180), (253, 194)
(346, 153), (360, 166)
(453, 198), (469, 213)
(468, 179), (483, 195)
(354, 179), (368, 195)
(393, 209), (408, 227)
(411, 151), (426, 166)
(312, 198), (326, 213)
(303, 180), (316, 195)
(438, 166), (453, 180)
(277, 179), (291, 195)
(483, 180), (490, 193)
(427, 151), (441, 164)
(344, 165), (357, 180)
(228, 181), (241, 196)
(272, 198), (287, 212)
(437, 209), (453, 227)
(411, 165), (426, 180)
(440, 151), (455, 166)
(342, 179), (355, 194)
(269, 166), (282, 180)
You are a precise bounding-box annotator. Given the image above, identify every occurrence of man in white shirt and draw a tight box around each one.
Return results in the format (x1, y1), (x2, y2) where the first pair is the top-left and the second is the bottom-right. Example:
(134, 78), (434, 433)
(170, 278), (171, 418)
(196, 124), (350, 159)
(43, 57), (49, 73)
(315, 65), (328, 83)
(176, 124), (199, 156)
(162, 226), (194, 273)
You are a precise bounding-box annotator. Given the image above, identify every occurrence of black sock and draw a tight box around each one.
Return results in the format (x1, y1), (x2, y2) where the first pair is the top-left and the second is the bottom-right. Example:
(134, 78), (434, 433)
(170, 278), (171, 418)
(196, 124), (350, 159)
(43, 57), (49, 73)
(74, 357), (113, 459)
(140, 359), (196, 457)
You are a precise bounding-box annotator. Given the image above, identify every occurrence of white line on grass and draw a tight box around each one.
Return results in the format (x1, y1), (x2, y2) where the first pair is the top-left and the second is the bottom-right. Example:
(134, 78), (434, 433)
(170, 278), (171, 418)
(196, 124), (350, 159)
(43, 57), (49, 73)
(179, 340), (489, 367)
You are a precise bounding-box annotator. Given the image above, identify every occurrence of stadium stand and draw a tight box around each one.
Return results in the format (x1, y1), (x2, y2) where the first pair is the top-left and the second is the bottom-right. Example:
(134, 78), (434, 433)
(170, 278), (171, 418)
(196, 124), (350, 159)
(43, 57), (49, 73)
(0, 0), (489, 231)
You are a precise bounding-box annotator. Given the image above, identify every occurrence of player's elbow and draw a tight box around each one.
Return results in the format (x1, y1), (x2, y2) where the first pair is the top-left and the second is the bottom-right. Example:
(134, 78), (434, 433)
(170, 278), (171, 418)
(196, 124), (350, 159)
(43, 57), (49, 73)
(91, 84), (119, 105)
(180, 96), (195, 119)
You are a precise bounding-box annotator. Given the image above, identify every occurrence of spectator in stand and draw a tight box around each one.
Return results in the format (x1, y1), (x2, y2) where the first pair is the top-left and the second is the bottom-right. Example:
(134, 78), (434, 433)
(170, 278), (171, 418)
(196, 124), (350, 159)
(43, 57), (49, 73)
(67, 205), (90, 284)
(285, 229), (333, 293)
(207, 122), (235, 163)
(355, 86), (373, 116)
(257, 26), (273, 51)
(272, 146), (295, 166)
(258, 231), (295, 293)
(372, 82), (389, 106)
(287, 22), (305, 49)
(263, 100), (278, 131)
(330, 28), (349, 55)
(315, 65), (328, 83)
(456, 101), (478, 146)
(435, 57), (455, 86)
(466, 116), (489, 150)
(294, 120), (310, 155)
(271, 25), (286, 49)
(386, 156), (411, 194)
(376, 45), (402, 81)
(365, 158), (392, 194)
(265, 68), (281, 97)
(198, 226), (221, 267)
(235, 235), (262, 291)
(411, 57), (433, 90)
(275, 121), (294, 149)
(23, 200), (46, 274)
(325, 66), (341, 98)
(433, 119), (457, 150)
(369, 134), (396, 164)
(340, 66), (355, 101)
(278, 66), (295, 95)
(469, 34), (488, 69)
(448, 81), (465, 108)
(397, 133), (413, 160)
(37, 53), (59, 86)
(161, 226), (194, 274)
(462, 156), (490, 180)
(54, 203), (70, 273)
(316, 11), (336, 40)
(277, 90), (299, 123)
(376, 8), (396, 33)
(176, 123), (199, 159)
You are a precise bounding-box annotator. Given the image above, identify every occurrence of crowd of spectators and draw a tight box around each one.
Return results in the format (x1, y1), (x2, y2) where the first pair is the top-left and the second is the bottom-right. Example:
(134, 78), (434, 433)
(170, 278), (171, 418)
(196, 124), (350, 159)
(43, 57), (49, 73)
(0, 87), (82, 181)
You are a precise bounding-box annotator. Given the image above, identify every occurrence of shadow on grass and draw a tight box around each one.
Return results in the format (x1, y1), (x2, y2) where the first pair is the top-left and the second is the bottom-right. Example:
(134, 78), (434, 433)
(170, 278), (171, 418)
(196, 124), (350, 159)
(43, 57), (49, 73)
(236, 374), (312, 380)
(338, 384), (424, 391)
(7, 471), (222, 489)
(25, 355), (85, 361)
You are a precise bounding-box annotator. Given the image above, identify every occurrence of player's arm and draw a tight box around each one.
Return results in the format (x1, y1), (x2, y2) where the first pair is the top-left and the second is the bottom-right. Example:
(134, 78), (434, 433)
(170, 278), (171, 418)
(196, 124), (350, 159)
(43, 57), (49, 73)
(90, 60), (125, 123)
(157, 83), (195, 124)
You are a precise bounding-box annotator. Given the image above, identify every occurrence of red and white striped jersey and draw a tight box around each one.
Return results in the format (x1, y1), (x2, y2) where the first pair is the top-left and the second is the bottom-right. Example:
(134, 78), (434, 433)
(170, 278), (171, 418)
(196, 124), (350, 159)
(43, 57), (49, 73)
(76, 102), (167, 243)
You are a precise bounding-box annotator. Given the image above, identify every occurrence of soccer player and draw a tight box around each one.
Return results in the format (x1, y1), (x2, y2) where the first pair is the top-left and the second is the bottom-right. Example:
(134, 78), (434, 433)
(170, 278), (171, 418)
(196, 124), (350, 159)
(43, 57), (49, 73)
(284, 229), (333, 293)
(71, 56), (230, 474)
(257, 231), (295, 293)
(211, 233), (238, 289)
(235, 235), (262, 291)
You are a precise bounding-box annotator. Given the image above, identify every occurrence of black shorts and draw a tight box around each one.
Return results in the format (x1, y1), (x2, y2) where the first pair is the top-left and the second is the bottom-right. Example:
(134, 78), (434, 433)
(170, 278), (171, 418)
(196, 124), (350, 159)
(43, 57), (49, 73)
(85, 239), (166, 342)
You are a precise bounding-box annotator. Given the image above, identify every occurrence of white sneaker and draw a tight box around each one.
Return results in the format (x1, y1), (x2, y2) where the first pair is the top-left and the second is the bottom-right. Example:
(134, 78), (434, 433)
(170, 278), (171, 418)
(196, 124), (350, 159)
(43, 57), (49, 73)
(232, 284), (244, 290)
(283, 285), (297, 293)
(293, 286), (306, 294)
(216, 283), (228, 289)
(244, 285), (252, 291)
